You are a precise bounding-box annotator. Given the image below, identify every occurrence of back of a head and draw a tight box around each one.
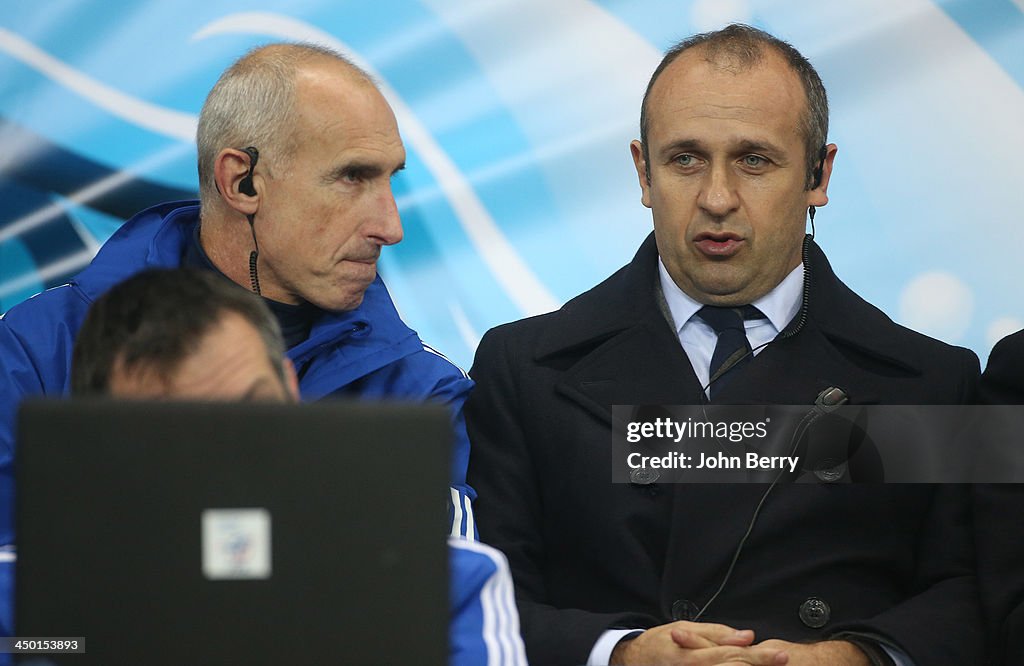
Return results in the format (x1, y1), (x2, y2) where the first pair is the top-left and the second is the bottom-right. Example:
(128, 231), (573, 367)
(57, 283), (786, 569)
(195, 42), (372, 211)
(71, 268), (286, 396)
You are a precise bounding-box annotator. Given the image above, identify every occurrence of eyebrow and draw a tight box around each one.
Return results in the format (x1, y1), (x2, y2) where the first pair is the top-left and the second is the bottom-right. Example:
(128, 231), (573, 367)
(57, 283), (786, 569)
(658, 138), (786, 160)
(240, 377), (283, 402)
(659, 139), (704, 156)
(323, 161), (407, 184)
(732, 139), (785, 157)
(324, 162), (380, 183)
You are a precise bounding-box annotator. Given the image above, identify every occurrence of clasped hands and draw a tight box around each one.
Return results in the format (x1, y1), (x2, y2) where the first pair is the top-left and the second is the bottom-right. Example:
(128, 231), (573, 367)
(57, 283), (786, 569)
(609, 620), (871, 666)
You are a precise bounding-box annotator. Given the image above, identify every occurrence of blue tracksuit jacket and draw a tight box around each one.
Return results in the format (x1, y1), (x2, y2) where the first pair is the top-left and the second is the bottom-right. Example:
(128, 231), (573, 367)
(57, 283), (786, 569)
(0, 202), (487, 654)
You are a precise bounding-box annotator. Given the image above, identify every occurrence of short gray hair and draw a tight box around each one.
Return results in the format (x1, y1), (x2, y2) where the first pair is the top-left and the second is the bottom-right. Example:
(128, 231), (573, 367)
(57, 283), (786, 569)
(196, 42), (369, 210)
(639, 24), (829, 189)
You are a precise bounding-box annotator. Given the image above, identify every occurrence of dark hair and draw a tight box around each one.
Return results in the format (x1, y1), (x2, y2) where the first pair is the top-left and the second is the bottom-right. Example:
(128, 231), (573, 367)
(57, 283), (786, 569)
(71, 268), (286, 395)
(639, 24), (828, 188)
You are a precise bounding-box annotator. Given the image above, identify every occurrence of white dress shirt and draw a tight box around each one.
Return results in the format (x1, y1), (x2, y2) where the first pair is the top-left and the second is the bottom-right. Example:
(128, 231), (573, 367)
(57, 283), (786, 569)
(659, 258), (803, 396)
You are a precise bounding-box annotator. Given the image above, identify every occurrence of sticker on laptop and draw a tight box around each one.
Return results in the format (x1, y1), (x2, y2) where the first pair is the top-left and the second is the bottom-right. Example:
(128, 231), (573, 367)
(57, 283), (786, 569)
(201, 508), (272, 580)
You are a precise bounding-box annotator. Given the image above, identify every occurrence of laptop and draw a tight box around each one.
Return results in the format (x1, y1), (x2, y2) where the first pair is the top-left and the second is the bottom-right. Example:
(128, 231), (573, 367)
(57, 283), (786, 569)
(15, 400), (450, 665)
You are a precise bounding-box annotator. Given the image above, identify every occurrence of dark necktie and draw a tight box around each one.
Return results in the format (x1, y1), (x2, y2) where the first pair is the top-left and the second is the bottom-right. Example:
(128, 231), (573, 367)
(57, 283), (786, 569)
(698, 305), (764, 398)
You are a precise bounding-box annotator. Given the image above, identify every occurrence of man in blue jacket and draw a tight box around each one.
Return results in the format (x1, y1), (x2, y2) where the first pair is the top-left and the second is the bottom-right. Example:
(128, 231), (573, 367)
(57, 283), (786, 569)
(0, 42), (477, 637)
(67, 267), (526, 665)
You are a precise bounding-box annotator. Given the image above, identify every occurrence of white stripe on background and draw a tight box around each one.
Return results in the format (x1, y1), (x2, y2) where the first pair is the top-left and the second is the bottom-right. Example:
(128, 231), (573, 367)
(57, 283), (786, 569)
(0, 28), (196, 141)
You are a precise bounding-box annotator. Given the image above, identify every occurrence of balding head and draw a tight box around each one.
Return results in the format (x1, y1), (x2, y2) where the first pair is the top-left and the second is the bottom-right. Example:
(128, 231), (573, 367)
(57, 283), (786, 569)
(196, 43), (376, 213)
(639, 24), (829, 189)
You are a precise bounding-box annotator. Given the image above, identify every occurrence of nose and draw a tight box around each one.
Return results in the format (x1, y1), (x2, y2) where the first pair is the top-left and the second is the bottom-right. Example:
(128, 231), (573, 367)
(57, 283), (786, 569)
(370, 183), (404, 246)
(697, 162), (740, 218)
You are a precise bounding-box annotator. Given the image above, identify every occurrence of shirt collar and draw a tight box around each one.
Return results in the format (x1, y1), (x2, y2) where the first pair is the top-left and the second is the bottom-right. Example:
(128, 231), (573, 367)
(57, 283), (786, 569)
(657, 257), (804, 333)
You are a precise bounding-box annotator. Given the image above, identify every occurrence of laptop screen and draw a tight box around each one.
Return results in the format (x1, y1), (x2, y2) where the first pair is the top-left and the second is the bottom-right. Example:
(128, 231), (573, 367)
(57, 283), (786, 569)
(15, 399), (450, 665)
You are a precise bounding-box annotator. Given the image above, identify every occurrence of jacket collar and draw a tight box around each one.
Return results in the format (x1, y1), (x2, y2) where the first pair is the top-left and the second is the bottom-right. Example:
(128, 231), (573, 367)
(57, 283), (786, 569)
(71, 200), (423, 396)
(536, 232), (923, 376)
(74, 200), (199, 302)
(536, 234), (662, 360)
(800, 236), (923, 374)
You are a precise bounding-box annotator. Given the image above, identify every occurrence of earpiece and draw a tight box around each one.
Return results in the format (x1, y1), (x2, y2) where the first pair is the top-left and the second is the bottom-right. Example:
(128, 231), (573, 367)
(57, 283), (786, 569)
(811, 144), (826, 189)
(235, 146), (261, 294)
(239, 146), (259, 197)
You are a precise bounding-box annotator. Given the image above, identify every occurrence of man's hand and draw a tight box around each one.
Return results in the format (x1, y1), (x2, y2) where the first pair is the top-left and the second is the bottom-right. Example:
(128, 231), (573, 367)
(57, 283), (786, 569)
(753, 640), (870, 666)
(610, 621), (789, 665)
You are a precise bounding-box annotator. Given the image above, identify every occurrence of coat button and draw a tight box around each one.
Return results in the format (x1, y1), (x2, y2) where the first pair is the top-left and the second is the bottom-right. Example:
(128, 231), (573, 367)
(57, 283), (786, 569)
(798, 597), (830, 628)
(630, 467), (660, 484)
(814, 459), (847, 483)
(671, 599), (699, 621)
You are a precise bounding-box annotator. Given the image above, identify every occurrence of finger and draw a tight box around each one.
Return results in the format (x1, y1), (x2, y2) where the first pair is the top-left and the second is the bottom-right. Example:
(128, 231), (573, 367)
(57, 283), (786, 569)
(720, 658), (789, 666)
(691, 645), (788, 666)
(671, 628), (717, 650)
(673, 621), (755, 646)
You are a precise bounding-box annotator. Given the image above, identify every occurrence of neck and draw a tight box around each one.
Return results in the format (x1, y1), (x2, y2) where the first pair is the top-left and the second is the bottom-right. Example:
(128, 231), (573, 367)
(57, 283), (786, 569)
(198, 213), (250, 283)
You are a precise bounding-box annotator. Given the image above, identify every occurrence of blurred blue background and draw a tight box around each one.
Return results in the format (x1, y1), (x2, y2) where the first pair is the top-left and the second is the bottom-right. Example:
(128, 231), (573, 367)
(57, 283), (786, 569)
(1, 0), (1022, 368)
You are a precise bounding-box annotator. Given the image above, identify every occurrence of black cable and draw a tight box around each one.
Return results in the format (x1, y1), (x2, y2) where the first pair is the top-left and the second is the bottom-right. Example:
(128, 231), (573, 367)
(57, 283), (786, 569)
(247, 212), (260, 295)
(691, 234), (817, 619)
(693, 403), (826, 621)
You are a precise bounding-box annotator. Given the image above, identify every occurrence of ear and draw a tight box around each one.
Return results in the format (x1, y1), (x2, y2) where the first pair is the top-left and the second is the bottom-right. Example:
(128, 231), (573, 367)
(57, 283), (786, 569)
(807, 143), (838, 208)
(630, 140), (653, 209)
(282, 357), (300, 402)
(213, 148), (261, 216)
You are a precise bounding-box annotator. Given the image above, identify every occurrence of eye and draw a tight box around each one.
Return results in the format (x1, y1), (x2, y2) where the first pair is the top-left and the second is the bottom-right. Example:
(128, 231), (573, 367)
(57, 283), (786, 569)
(674, 154), (700, 168)
(340, 169), (365, 184)
(741, 155), (768, 168)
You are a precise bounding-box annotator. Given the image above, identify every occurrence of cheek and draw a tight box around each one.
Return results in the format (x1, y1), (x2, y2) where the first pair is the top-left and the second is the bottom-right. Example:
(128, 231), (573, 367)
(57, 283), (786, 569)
(326, 210), (366, 247)
(651, 190), (697, 236)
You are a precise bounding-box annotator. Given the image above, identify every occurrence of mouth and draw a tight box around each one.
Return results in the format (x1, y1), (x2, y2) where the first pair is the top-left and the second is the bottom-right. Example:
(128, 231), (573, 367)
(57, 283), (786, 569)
(693, 231), (743, 258)
(348, 253), (380, 266)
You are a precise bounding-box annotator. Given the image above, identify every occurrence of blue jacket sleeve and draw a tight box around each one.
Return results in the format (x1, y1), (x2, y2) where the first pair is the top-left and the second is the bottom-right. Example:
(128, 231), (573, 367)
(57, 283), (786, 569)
(349, 344), (478, 538)
(0, 286), (89, 639)
(414, 350), (478, 540)
(448, 538), (527, 666)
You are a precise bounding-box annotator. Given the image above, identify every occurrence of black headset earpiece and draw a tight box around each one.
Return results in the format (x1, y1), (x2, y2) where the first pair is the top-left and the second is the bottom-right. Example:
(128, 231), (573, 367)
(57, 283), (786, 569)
(238, 146), (259, 197)
(811, 144), (827, 189)
(234, 146), (262, 294)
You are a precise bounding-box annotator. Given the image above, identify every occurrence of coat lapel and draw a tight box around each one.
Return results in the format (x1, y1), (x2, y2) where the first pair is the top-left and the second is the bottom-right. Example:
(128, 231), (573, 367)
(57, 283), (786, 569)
(538, 234), (919, 425)
(538, 235), (707, 426)
(556, 311), (705, 427)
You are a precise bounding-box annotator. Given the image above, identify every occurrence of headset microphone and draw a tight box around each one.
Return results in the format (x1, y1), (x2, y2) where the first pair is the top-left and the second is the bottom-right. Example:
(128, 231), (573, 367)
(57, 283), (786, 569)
(248, 226), (261, 296)
(236, 146), (261, 294)
(692, 386), (849, 621)
(808, 144), (827, 238)
(239, 146), (259, 196)
(811, 144), (826, 189)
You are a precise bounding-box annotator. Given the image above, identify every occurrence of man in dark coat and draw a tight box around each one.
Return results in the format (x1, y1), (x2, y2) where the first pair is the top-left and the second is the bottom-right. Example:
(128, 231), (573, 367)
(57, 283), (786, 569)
(466, 24), (981, 666)
(975, 330), (1024, 665)
(979, 331), (1024, 405)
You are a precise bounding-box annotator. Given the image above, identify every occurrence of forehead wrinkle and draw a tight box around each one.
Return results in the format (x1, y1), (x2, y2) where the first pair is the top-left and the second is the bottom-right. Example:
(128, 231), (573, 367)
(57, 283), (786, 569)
(651, 93), (804, 151)
(653, 113), (797, 147)
(656, 85), (803, 118)
(167, 315), (278, 396)
(657, 135), (788, 157)
(650, 51), (805, 118)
